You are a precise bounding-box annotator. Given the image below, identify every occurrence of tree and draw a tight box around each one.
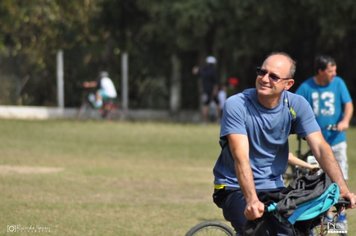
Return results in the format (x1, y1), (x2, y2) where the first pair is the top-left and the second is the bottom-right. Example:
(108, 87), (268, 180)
(0, 0), (356, 115)
(0, 0), (100, 105)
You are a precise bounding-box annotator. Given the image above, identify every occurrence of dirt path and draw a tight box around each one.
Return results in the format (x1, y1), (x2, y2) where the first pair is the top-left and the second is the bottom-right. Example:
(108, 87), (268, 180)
(0, 165), (64, 174)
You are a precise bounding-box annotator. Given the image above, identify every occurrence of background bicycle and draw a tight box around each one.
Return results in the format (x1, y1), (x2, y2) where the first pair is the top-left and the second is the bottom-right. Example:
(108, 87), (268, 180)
(284, 135), (315, 185)
(77, 86), (120, 120)
(284, 124), (338, 185)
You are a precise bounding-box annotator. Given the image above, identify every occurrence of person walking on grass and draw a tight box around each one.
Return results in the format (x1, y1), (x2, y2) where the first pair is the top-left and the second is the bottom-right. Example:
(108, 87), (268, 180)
(193, 56), (219, 123)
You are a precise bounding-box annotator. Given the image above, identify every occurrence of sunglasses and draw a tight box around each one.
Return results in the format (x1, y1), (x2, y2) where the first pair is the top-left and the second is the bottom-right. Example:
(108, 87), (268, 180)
(256, 67), (290, 82)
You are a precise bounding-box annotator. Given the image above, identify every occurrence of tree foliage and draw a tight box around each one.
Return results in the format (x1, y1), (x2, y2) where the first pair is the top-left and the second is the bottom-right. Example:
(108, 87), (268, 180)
(1, 0), (356, 110)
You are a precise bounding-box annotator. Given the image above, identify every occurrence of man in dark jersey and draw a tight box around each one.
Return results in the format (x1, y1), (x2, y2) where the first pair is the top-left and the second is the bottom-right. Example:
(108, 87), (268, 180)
(193, 56), (219, 122)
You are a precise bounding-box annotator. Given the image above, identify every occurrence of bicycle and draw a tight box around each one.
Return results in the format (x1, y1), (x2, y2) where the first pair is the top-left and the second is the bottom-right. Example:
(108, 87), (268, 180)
(188, 124), (349, 235)
(284, 124), (337, 185)
(284, 135), (314, 185)
(77, 87), (119, 120)
(252, 197), (350, 236)
(185, 197), (349, 236)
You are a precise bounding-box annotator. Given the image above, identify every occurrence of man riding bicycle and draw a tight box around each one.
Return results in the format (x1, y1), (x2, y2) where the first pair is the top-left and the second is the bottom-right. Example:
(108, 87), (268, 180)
(82, 71), (117, 109)
(212, 52), (356, 235)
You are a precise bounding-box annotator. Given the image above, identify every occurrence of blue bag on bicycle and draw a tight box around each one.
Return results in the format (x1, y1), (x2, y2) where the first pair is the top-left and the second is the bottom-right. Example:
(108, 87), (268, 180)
(267, 172), (340, 224)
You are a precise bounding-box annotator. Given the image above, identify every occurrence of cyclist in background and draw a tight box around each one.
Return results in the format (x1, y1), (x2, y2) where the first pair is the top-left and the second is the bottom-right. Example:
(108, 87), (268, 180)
(82, 71), (117, 109)
(296, 55), (353, 229)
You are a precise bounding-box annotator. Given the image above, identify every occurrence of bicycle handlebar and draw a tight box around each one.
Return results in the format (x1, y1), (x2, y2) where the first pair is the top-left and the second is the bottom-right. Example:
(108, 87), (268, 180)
(334, 197), (351, 208)
(265, 202), (277, 213)
(265, 198), (350, 213)
(326, 124), (338, 131)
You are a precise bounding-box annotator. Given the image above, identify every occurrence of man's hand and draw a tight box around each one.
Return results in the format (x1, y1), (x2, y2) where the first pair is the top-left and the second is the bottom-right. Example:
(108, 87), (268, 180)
(244, 200), (265, 220)
(337, 120), (349, 131)
(342, 192), (356, 209)
(82, 81), (97, 89)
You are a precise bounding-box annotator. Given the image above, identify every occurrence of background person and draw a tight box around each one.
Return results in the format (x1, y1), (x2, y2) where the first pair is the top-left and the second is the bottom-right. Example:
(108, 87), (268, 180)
(82, 71), (117, 109)
(212, 52), (356, 234)
(296, 54), (354, 228)
(217, 82), (227, 120)
(193, 56), (219, 122)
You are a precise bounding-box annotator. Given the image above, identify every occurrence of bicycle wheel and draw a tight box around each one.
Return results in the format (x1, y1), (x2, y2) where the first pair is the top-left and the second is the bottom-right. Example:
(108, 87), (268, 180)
(185, 221), (235, 236)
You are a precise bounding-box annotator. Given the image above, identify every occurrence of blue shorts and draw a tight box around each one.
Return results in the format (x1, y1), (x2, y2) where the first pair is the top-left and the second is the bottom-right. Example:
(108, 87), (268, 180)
(213, 188), (294, 235)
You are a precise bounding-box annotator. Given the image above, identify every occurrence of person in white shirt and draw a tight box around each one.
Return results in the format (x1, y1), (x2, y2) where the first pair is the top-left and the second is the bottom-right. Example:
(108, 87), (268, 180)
(217, 83), (227, 119)
(83, 71), (117, 108)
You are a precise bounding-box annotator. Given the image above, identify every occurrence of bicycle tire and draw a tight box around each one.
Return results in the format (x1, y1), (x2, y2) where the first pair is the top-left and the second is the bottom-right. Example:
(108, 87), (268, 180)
(185, 221), (235, 236)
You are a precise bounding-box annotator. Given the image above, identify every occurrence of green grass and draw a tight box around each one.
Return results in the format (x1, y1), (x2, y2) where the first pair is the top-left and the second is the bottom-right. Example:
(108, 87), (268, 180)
(0, 120), (355, 235)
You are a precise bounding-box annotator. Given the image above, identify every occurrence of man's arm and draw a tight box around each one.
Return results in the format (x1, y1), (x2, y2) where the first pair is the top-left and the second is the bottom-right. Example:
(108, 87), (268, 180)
(338, 102), (353, 131)
(82, 81), (98, 88)
(227, 134), (265, 220)
(305, 131), (356, 207)
(288, 152), (319, 170)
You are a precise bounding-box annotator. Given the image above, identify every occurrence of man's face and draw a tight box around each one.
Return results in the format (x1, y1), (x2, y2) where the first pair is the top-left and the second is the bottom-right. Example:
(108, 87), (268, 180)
(255, 55), (293, 97)
(319, 63), (337, 83)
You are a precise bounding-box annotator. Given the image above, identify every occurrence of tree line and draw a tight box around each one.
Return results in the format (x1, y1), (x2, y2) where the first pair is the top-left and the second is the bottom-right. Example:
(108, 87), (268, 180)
(1, 0), (356, 111)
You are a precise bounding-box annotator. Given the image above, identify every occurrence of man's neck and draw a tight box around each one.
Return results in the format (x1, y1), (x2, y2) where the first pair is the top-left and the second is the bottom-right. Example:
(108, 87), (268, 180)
(257, 94), (281, 109)
(313, 75), (328, 86)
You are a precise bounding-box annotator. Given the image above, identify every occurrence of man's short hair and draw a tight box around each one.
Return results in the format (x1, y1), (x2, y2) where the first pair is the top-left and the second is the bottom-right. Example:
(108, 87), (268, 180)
(314, 55), (336, 73)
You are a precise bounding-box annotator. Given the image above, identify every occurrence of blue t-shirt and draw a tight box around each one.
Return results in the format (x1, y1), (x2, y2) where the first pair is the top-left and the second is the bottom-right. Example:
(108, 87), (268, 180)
(296, 76), (352, 146)
(213, 88), (320, 190)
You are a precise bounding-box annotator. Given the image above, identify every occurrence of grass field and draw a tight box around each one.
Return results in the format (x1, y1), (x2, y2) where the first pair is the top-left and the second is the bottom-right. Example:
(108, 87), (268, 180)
(0, 120), (355, 236)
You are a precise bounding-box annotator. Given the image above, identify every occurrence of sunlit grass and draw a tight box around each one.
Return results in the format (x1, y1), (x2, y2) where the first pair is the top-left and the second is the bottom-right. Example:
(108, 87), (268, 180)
(0, 120), (355, 235)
